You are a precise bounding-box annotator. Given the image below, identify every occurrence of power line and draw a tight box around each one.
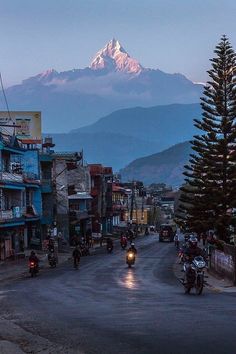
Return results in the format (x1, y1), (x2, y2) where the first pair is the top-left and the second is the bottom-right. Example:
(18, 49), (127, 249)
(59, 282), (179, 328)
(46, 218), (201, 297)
(0, 72), (12, 122)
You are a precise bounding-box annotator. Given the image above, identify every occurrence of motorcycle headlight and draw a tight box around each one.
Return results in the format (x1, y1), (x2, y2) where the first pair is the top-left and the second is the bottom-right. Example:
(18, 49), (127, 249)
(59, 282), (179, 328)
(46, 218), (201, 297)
(128, 253), (134, 259)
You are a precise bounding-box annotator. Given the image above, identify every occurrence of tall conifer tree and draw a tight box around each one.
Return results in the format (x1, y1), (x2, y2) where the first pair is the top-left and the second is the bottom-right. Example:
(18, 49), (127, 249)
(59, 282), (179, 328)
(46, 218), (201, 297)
(177, 35), (236, 242)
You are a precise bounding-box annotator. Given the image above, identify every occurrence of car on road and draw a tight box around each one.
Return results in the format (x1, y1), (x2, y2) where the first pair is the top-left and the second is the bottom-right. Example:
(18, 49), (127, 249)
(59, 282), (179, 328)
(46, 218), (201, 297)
(159, 224), (175, 242)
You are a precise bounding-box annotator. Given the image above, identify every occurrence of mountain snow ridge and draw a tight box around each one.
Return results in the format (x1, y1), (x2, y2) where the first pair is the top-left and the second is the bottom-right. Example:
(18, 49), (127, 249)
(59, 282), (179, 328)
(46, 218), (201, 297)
(89, 38), (143, 74)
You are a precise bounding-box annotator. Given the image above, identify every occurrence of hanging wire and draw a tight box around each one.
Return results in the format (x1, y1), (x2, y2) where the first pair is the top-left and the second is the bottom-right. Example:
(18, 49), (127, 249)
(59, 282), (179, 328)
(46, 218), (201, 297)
(0, 72), (12, 121)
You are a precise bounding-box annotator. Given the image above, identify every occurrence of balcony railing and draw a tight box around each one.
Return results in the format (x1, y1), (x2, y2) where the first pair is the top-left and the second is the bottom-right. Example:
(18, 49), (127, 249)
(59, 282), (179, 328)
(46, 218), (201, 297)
(1, 171), (23, 183)
(0, 206), (23, 221)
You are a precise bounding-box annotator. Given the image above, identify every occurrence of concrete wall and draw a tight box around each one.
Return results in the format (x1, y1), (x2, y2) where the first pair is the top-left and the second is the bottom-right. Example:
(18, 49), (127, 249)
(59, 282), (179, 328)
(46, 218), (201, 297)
(67, 165), (91, 193)
(53, 158), (91, 242)
(210, 244), (236, 284)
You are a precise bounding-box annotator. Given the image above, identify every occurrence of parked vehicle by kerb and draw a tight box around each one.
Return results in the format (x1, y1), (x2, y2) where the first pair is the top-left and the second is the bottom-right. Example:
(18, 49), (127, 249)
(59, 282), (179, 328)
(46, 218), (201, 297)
(159, 224), (175, 242)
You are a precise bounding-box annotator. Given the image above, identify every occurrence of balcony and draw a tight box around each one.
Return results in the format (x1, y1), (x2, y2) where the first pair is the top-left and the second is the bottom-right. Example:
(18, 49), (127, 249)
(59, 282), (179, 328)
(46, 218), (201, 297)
(1, 171), (23, 183)
(0, 206), (24, 223)
(23, 172), (40, 184)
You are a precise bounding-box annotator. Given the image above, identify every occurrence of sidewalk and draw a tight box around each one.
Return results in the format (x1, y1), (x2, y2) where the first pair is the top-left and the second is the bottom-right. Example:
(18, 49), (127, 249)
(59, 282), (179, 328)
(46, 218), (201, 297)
(173, 257), (236, 293)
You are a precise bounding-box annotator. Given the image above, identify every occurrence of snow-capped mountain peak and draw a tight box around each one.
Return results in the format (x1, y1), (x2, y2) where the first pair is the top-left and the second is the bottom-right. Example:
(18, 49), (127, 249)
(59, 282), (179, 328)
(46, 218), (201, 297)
(89, 38), (143, 74)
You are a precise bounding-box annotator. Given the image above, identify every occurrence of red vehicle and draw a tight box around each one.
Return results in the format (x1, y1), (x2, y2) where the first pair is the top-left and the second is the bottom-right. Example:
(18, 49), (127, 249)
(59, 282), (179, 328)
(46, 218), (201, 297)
(159, 224), (175, 242)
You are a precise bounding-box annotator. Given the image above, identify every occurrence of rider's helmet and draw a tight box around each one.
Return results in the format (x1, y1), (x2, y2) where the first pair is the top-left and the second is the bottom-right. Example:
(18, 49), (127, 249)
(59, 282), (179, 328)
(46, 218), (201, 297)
(189, 236), (198, 248)
(31, 251), (35, 256)
(131, 242), (135, 247)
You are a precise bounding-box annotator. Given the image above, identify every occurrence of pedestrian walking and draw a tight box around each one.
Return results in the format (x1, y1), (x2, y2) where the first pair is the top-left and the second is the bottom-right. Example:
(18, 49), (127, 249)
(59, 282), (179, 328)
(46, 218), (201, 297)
(72, 246), (81, 269)
(201, 232), (207, 246)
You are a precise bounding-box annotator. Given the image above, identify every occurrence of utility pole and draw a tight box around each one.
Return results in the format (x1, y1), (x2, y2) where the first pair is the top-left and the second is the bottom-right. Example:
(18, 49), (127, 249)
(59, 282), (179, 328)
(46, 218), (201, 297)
(130, 181), (136, 224)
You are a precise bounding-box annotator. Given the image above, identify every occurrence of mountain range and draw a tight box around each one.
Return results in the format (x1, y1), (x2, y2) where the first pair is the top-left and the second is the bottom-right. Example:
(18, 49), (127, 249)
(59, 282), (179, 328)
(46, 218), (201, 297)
(51, 103), (201, 171)
(4, 38), (203, 132)
(120, 141), (192, 187)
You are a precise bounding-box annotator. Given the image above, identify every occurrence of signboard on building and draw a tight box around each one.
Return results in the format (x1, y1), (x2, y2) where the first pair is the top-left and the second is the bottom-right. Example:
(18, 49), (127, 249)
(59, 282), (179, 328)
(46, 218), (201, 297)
(0, 111), (42, 144)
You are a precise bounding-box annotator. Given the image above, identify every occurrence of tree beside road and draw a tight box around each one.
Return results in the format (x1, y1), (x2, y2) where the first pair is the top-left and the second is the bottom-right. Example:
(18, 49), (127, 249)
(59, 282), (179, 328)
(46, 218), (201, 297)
(177, 35), (236, 243)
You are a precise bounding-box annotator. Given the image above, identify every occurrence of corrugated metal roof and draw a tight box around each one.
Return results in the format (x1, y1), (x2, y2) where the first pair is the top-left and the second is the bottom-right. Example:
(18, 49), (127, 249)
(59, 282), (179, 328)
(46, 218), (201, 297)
(68, 192), (92, 200)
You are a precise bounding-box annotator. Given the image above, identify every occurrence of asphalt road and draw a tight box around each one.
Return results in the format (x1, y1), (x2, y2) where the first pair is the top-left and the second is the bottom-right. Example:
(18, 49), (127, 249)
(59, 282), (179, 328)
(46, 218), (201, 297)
(1, 234), (236, 354)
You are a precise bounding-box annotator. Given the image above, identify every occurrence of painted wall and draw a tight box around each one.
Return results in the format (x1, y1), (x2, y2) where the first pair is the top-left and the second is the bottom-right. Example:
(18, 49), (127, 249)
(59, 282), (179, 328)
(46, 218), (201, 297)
(24, 150), (40, 180)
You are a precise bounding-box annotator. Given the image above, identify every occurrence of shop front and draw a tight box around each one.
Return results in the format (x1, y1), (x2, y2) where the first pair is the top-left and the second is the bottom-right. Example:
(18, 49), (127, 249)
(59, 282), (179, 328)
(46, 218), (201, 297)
(0, 223), (25, 260)
(26, 219), (42, 250)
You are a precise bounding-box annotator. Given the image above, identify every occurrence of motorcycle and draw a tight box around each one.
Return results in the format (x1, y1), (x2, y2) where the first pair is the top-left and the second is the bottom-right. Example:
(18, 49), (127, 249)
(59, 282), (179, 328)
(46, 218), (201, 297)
(120, 238), (127, 250)
(126, 251), (136, 268)
(48, 253), (57, 268)
(178, 247), (185, 264)
(182, 256), (206, 295)
(107, 244), (113, 253)
(80, 244), (90, 256)
(29, 261), (38, 277)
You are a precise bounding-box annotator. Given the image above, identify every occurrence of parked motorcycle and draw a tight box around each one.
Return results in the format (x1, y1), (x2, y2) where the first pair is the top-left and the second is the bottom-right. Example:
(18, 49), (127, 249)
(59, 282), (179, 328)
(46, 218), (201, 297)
(126, 250), (136, 268)
(48, 253), (57, 268)
(182, 256), (206, 295)
(29, 261), (38, 277)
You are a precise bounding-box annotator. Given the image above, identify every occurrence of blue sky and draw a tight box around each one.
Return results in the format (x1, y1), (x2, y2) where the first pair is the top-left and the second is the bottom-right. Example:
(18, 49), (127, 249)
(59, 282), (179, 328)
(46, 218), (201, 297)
(0, 0), (235, 86)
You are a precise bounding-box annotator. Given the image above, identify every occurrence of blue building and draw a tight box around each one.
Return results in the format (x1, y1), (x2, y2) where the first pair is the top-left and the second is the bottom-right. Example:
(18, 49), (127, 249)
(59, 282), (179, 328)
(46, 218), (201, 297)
(39, 137), (55, 247)
(0, 133), (42, 260)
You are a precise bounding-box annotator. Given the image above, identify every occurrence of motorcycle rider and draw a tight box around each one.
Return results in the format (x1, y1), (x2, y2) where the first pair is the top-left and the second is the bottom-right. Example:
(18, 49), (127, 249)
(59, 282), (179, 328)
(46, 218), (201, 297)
(29, 251), (39, 272)
(47, 238), (57, 265)
(29, 250), (39, 264)
(120, 233), (127, 248)
(48, 238), (55, 253)
(127, 242), (137, 255)
(72, 246), (81, 268)
(183, 236), (206, 285)
(106, 237), (114, 252)
(174, 233), (180, 249)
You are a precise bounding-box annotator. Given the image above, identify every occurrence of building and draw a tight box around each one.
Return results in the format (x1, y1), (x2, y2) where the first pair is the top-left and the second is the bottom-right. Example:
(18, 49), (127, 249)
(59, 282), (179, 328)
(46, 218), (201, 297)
(89, 164), (113, 236)
(0, 133), (42, 260)
(68, 192), (92, 240)
(52, 151), (91, 244)
(39, 137), (55, 243)
(112, 184), (128, 226)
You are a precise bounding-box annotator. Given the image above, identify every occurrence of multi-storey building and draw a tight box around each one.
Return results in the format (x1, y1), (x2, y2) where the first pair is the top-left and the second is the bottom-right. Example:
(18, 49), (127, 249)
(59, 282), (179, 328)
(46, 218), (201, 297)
(89, 164), (113, 236)
(0, 133), (42, 260)
(112, 184), (127, 226)
(39, 137), (54, 243)
(52, 151), (91, 244)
